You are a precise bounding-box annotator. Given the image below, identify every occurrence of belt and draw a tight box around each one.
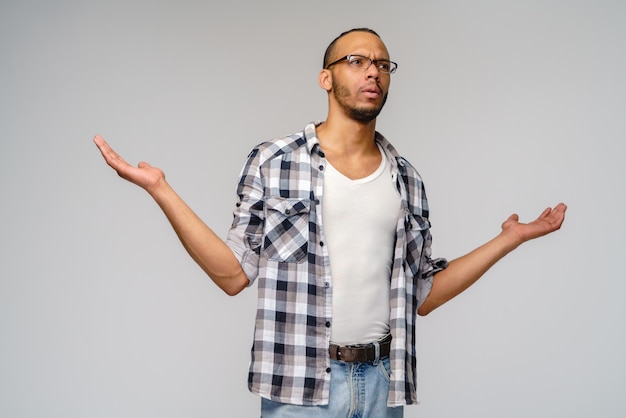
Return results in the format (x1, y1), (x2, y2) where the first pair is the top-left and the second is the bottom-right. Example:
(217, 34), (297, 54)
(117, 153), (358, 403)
(328, 334), (391, 362)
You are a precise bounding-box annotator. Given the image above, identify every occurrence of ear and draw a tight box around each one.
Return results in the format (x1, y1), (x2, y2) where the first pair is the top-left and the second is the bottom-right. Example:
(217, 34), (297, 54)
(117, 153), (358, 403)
(318, 69), (332, 92)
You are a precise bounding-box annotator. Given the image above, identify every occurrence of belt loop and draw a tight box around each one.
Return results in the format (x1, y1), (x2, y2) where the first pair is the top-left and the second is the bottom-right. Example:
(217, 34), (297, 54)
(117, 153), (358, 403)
(372, 340), (380, 365)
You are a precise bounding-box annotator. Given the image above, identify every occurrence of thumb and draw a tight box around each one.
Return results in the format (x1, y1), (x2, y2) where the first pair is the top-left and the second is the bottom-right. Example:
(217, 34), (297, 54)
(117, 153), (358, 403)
(502, 213), (519, 229)
(137, 161), (151, 169)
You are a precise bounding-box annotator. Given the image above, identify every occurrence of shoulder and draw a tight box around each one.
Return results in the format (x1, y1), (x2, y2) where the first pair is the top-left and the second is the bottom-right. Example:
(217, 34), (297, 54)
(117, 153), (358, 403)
(248, 131), (309, 164)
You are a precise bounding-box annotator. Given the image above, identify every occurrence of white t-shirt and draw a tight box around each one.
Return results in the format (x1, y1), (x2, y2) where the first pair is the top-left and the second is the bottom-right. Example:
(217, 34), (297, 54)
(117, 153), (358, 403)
(323, 146), (401, 345)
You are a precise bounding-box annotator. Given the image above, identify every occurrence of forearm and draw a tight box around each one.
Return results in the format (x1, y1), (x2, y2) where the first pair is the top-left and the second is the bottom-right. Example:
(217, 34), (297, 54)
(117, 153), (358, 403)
(148, 179), (249, 296)
(417, 230), (521, 316)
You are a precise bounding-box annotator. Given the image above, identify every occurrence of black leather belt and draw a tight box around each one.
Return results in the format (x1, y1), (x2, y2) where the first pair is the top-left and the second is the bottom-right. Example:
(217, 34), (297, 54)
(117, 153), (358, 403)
(329, 334), (391, 362)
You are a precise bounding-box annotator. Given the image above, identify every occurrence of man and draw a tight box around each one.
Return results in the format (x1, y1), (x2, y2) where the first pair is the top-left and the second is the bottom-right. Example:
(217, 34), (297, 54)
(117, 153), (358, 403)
(94, 28), (566, 417)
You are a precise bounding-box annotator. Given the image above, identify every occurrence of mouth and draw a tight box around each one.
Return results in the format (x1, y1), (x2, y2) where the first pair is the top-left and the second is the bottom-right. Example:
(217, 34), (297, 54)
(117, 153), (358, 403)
(361, 85), (382, 99)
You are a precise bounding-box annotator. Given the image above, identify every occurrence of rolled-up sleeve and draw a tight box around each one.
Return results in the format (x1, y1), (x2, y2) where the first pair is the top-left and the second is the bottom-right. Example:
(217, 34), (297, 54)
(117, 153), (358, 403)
(225, 148), (264, 286)
(416, 228), (448, 309)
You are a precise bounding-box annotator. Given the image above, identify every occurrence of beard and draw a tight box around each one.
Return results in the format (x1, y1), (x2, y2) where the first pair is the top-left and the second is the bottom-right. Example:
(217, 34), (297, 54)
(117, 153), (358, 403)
(332, 79), (388, 123)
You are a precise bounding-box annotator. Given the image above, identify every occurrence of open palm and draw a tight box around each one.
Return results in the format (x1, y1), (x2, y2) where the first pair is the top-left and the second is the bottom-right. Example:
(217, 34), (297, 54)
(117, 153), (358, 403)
(501, 203), (567, 245)
(93, 135), (165, 192)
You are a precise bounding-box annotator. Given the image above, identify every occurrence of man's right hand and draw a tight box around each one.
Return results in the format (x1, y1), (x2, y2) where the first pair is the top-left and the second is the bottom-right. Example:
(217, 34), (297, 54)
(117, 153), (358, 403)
(93, 134), (249, 295)
(93, 135), (165, 194)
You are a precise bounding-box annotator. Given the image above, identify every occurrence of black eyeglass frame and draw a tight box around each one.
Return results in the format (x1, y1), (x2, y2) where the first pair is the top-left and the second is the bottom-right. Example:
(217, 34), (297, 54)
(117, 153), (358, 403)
(325, 54), (398, 74)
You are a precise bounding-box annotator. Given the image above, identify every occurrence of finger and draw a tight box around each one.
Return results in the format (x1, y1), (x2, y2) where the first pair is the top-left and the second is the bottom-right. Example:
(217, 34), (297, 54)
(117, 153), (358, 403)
(93, 135), (130, 168)
(540, 207), (566, 231)
(93, 135), (117, 156)
(93, 135), (110, 155)
(537, 207), (552, 220)
(545, 204), (567, 220)
(93, 135), (114, 155)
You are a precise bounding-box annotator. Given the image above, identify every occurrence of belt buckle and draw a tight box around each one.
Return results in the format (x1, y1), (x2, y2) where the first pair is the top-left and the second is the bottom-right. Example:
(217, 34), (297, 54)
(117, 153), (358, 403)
(372, 339), (381, 364)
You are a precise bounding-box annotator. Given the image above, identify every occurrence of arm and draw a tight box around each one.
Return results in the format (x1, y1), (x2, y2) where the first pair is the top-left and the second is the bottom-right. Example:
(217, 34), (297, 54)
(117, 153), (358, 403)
(93, 135), (250, 296)
(417, 203), (567, 316)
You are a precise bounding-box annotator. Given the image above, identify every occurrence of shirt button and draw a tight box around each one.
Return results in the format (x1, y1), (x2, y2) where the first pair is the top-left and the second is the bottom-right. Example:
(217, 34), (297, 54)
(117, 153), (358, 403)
(320, 241), (324, 247)
(285, 209), (291, 215)
(324, 282), (329, 288)
(319, 165), (324, 171)
(325, 321), (331, 327)
(326, 367), (331, 373)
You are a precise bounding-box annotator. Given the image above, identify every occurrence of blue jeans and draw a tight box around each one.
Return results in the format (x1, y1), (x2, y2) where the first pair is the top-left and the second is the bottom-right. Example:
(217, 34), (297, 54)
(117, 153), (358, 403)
(260, 356), (404, 418)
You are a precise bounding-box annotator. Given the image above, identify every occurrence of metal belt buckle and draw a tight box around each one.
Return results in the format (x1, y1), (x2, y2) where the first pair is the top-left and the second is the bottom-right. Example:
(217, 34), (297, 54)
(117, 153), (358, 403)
(372, 340), (381, 364)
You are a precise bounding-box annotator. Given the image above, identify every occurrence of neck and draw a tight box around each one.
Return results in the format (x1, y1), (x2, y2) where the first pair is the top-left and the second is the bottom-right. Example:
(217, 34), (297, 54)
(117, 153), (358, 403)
(316, 114), (378, 156)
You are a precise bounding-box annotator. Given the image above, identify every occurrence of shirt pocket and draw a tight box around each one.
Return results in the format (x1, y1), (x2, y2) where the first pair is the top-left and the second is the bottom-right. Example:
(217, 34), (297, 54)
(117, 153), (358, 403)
(262, 197), (310, 263)
(404, 211), (431, 277)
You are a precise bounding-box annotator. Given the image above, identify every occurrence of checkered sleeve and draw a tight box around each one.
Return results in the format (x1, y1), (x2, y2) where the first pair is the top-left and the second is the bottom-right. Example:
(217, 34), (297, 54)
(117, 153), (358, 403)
(416, 227), (448, 309)
(226, 147), (265, 285)
(396, 156), (448, 309)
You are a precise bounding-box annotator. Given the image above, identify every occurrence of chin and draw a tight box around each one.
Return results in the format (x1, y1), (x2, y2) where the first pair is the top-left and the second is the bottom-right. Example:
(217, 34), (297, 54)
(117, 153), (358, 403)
(350, 103), (385, 123)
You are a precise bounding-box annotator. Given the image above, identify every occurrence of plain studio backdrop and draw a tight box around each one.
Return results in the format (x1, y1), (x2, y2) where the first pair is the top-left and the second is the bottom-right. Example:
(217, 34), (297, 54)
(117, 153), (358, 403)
(1, 1), (624, 417)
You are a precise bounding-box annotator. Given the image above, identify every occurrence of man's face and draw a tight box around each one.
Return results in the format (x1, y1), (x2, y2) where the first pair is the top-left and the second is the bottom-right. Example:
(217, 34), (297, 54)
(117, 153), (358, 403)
(326, 32), (391, 123)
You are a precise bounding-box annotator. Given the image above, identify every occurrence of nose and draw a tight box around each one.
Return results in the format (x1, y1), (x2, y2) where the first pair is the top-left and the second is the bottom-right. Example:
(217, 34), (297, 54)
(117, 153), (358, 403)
(365, 60), (380, 79)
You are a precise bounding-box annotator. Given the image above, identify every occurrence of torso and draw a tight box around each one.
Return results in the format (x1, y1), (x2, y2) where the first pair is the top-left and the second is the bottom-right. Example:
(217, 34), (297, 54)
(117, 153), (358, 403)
(323, 145), (401, 345)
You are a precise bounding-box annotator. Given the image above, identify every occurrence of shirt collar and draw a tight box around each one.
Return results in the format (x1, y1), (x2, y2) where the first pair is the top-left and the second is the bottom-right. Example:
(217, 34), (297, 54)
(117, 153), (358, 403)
(304, 122), (322, 155)
(303, 121), (401, 166)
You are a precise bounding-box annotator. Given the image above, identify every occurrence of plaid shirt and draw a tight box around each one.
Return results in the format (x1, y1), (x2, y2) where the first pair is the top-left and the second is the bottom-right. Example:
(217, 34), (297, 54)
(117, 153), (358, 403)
(226, 122), (447, 406)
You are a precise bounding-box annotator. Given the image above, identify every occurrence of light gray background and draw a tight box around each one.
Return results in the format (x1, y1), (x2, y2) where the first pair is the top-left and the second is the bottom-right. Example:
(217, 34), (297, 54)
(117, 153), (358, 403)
(1, 1), (624, 417)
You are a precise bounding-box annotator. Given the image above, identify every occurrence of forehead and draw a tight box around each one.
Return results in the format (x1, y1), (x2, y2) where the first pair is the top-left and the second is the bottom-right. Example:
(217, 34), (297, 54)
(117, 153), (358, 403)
(333, 31), (390, 59)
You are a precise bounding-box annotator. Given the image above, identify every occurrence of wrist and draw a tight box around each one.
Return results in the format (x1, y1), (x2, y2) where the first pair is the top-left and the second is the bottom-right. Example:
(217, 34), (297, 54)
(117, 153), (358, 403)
(498, 228), (524, 252)
(146, 177), (171, 200)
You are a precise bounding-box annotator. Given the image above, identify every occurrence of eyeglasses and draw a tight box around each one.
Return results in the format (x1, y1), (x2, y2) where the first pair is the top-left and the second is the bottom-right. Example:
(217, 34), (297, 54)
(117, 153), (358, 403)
(325, 54), (398, 74)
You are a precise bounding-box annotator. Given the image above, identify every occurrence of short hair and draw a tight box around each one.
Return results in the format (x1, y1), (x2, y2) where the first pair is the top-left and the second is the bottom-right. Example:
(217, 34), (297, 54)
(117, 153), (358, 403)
(322, 28), (381, 68)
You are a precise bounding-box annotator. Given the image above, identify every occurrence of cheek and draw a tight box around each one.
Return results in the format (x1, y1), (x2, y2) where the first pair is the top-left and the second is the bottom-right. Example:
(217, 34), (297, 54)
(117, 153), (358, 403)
(331, 79), (352, 99)
(380, 77), (391, 93)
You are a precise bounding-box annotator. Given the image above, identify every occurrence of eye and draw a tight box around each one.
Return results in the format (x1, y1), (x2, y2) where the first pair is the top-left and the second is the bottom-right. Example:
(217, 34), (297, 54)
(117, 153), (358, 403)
(378, 61), (391, 71)
(349, 56), (364, 66)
